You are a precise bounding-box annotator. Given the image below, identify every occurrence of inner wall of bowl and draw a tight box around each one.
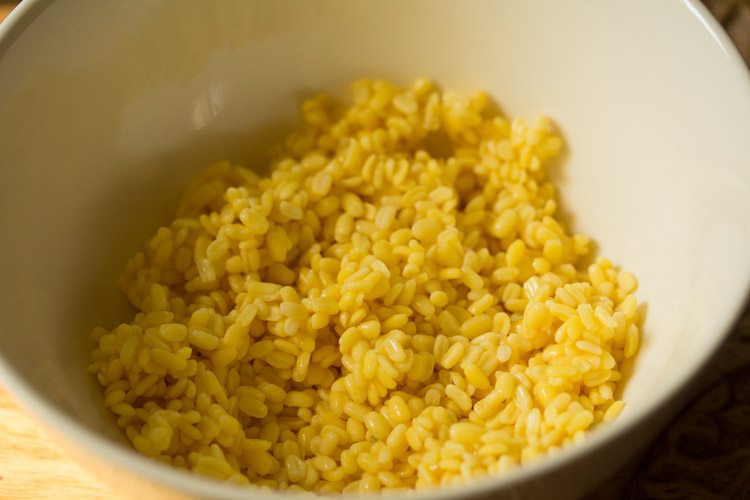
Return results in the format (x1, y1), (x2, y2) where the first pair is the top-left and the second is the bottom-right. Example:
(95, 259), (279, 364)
(1, 0), (750, 454)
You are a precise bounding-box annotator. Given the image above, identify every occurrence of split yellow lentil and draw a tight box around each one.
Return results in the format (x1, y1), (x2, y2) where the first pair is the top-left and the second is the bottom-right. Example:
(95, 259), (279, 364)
(89, 78), (641, 492)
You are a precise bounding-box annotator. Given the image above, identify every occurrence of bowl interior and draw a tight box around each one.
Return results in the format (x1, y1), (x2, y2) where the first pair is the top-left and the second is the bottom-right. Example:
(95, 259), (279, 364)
(1, 0), (750, 496)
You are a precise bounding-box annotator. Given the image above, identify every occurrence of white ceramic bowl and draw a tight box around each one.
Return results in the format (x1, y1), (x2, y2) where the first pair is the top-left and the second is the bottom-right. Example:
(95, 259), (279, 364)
(1, 1), (749, 498)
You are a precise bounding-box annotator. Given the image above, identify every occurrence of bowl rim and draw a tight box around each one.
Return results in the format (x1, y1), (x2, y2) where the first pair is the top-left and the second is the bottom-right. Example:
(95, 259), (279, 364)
(0, 0), (749, 498)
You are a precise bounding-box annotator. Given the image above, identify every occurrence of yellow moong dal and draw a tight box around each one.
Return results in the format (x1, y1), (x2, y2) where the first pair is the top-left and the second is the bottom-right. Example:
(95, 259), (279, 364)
(89, 79), (640, 493)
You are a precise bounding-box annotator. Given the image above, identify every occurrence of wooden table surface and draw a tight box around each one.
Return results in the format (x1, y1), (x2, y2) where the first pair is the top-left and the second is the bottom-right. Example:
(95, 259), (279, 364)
(1, 1), (750, 498)
(0, 389), (119, 499)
